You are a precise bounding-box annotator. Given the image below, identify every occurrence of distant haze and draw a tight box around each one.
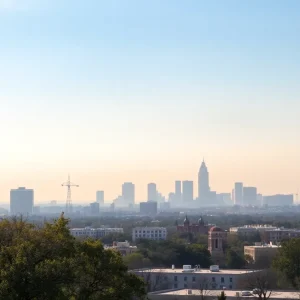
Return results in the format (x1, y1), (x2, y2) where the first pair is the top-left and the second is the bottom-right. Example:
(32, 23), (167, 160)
(0, 1), (299, 202)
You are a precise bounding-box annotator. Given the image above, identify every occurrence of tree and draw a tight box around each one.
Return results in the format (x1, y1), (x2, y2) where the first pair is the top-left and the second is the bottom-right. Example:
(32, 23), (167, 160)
(194, 277), (212, 300)
(123, 252), (152, 270)
(239, 270), (275, 300)
(226, 249), (246, 269)
(0, 215), (147, 300)
(273, 238), (300, 288)
(218, 291), (227, 300)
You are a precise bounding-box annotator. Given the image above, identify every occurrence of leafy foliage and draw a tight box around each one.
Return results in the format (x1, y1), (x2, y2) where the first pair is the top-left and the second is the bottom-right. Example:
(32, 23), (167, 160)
(273, 238), (300, 288)
(0, 215), (146, 300)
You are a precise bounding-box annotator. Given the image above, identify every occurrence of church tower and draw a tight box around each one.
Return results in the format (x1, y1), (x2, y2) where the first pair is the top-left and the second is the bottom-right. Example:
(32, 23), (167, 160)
(208, 226), (227, 266)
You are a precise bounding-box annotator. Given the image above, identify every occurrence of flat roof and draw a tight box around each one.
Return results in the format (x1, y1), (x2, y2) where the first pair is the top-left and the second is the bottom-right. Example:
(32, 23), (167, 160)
(134, 268), (259, 275)
(151, 289), (299, 298)
(245, 245), (279, 248)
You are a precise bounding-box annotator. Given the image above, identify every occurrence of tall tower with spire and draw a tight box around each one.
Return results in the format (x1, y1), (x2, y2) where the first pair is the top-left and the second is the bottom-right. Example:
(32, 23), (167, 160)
(198, 159), (210, 203)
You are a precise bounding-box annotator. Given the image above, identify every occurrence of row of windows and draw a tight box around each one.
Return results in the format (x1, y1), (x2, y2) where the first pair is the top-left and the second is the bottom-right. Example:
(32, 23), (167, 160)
(173, 283), (233, 289)
(173, 276), (233, 283)
(134, 230), (166, 233)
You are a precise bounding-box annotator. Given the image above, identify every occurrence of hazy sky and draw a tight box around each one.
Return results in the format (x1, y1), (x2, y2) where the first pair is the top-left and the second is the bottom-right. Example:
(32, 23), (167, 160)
(1, 0), (300, 203)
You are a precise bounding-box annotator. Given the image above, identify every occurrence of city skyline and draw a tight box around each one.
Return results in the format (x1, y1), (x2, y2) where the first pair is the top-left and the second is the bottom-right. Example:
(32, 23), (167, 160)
(1, 1), (300, 202)
(1, 159), (298, 204)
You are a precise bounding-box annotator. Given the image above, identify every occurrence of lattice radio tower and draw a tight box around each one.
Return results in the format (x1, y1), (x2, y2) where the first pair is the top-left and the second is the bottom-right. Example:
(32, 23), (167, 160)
(62, 175), (79, 214)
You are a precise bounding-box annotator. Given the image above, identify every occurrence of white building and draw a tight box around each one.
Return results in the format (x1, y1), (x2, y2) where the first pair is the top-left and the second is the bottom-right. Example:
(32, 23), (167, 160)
(70, 227), (123, 238)
(104, 241), (138, 256)
(133, 265), (261, 292)
(132, 227), (167, 242)
(10, 187), (34, 216)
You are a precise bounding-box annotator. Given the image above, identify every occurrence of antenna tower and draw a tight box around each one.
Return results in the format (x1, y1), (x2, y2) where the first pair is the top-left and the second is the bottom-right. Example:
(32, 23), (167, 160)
(62, 175), (79, 214)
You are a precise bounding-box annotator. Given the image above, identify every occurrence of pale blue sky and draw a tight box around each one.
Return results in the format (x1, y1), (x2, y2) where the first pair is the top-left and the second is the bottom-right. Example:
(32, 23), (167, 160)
(0, 0), (300, 202)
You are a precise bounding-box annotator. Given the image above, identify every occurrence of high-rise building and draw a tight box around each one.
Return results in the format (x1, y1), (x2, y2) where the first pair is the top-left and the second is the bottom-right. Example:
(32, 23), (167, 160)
(96, 190), (104, 205)
(90, 202), (100, 215)
(147, 183), (157, 202)
(10, 187), (34, 216)
(122, 182), (135, 205)
(175, 180), (182, 203)
(234, 182), (243, 205)
(140, 201), (158, 215)
(182, 180), (193, 202)
(263, 194), (293, 206)
(243, 187), (257, 206)
(198, 160), (210, 202)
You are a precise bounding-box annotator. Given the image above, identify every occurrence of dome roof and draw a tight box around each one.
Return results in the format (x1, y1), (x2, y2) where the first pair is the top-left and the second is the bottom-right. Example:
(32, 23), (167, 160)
(209, 226), (222, 232)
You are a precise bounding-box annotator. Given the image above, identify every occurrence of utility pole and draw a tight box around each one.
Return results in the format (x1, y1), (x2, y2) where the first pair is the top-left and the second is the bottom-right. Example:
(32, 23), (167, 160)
(62, 175), (79, 215)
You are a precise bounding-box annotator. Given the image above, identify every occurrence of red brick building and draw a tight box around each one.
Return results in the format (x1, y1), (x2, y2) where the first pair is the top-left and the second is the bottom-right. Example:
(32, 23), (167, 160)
(176, 215), (209, 235)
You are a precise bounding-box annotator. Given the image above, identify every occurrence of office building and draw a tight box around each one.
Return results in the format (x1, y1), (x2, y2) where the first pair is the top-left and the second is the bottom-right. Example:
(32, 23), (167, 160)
(122, 182), (135, 205)
(182, 180), (193, 202)
(198, 160), (210, 203)
(132, 227), (167, 242)
(96, 190), (104, 205)
(234, 182), (243, 205)
(243, 187), (257, 206)
(10, 187), (34, 216)
(175, 180), (182, 203)
(70, 227), (123, 238)
(147, 183), (157, 202)
(90, 202), (100, 215)
(263, 194), (293, 206)
(140, 201), (157, 215)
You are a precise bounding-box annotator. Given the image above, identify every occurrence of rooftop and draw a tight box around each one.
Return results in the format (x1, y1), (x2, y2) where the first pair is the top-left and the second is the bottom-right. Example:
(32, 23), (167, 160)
(150, 289), (299, 298)
(134, 268), (259, 275)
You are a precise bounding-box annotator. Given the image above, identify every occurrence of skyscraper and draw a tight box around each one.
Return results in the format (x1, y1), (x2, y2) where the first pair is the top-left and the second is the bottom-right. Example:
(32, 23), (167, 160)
(175, 180), (182, 203)
(96, 190), (104, 205)
(122, 182), (135, 205)
(182, 180), (193, 202)
(198, 160), (210, 202)
(10, 187), (34, 216)
(243, 187), (257, 206)
(234, 182), (243, 205)
(147, 183), (157, 202)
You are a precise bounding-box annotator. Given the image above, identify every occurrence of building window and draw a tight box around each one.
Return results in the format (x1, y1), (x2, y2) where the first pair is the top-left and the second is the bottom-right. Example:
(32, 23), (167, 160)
(174, 276), (177, 282)
(221, 277), (224, 283)
(184, 283), (187, 288)
(184, 276), (187, 281)
(212, 277), (215, 282)
(192, 277), (196, 282)
(230, 277), (233, 283)
(215, 239), (218, 249)
(174, 283), (178, 289)
(229, 285), (232, 289)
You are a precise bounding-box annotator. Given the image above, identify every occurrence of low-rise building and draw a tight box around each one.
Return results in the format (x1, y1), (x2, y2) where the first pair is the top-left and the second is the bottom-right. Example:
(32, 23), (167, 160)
(70, 227), (123, 239)
(132, 227), (167, 242)
(263, 228), (300, 243)
(133, 265), (261, 292)
(229, 225), (277, 236)
(104, 241), (138, 256)
(244, 243), (279, 264)
(148, 289), (300, 300)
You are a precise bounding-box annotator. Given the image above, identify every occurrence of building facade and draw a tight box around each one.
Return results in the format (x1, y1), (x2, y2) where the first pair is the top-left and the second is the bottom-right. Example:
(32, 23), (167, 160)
(132, 227), (167, 242)
(10, 187), (34, 216)
(182, 181), (193, 203)
(244, 243), (279, 264)
(105, 241), (138, 256)
(70, 227), (123, 238)
(263, 194), (293, 206)
(133, 266), (261, 292)
(176, 215), (209, 235)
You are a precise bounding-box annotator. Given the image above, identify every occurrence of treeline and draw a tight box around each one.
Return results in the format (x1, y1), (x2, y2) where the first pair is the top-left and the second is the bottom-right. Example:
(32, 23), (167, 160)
(0, 215), (146, 300)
